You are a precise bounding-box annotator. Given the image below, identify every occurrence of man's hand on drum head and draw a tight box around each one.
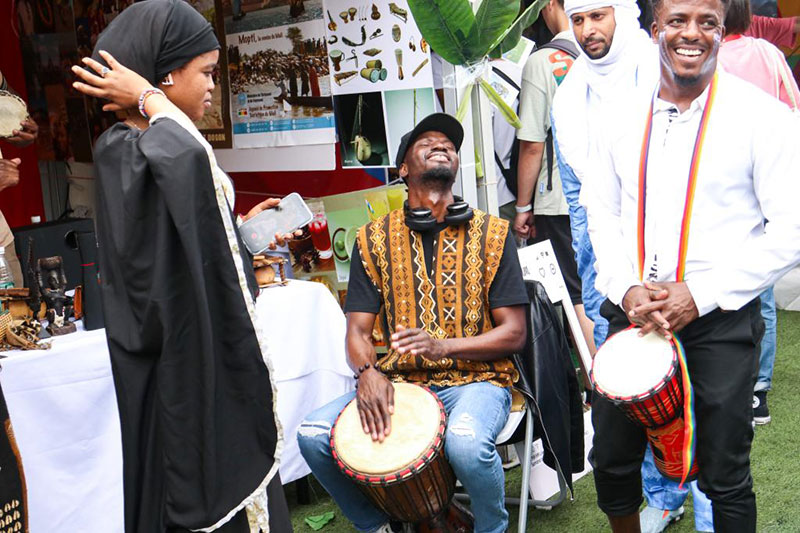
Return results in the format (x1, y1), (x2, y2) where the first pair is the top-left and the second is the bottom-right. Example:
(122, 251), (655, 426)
(390, 325), (448, 360)
(631, 281), (700, 333)
(622, 285), (672, 338)
(356, 369), (395, 442)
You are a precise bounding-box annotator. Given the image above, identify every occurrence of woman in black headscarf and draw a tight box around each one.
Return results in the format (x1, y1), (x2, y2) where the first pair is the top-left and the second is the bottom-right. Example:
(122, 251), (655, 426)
(70, 1), (291, 531)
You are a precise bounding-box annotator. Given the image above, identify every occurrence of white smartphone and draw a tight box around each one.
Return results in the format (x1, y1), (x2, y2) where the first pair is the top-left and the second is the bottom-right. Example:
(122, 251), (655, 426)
(240, 192), (313, 254)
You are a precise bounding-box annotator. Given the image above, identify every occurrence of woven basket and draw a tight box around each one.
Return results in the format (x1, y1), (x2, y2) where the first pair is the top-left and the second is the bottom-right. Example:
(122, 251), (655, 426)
(0, 312), (11, 344)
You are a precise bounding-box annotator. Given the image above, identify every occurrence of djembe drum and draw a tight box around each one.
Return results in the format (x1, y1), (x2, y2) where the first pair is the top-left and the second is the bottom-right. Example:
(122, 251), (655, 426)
(331, 382), (472, 531)
(591, 327), (699, 482)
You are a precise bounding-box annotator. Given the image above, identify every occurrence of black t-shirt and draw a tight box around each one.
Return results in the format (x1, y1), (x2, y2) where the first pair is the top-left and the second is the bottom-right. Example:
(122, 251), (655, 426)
(344, 221), (529, 314)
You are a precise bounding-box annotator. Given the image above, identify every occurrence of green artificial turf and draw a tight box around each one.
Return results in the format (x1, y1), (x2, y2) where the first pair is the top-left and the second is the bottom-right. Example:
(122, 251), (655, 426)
(287, 310), (800, 532)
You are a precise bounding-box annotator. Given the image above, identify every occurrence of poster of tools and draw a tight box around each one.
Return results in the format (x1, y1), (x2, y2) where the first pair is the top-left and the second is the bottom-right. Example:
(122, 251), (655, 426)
(322, 0), (435, 168)
(223, 0), (336, 148)
(322, 0), (432, 94)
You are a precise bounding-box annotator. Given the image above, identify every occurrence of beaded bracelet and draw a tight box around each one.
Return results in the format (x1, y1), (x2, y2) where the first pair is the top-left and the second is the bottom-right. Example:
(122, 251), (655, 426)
(353, 362), (373, 380)
(138, 88), (166, 120)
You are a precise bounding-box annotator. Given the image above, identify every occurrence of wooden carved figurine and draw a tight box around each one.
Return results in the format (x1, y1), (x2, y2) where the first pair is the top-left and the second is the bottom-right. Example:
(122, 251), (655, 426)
(37, 256), (76, 335)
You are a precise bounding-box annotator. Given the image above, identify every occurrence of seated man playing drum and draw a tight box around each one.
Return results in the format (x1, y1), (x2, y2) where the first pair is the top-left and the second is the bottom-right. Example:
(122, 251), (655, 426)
(298, 113), (529, 533)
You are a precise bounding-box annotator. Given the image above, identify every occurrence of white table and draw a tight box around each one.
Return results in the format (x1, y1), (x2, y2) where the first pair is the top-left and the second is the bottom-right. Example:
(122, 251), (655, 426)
(0, 280), (354, 532)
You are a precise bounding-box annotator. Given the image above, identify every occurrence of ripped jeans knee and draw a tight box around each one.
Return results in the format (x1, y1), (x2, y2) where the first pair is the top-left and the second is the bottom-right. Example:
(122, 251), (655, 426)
(297, 419), (333, 458)
(296, 390), (356, 467)
(445, 411), (496, 468)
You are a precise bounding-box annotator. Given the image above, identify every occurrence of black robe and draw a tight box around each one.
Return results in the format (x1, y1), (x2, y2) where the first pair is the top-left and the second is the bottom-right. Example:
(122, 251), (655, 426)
(93, 116), (290, 532)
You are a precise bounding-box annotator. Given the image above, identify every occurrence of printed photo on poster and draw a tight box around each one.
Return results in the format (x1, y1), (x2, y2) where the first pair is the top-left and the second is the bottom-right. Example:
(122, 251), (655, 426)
(191, 0), (234, 147)
(224, 0), (335, 148)
(333, 91), (389, 167)
(383, 87), (435, 165)
(322, 185), (406, 283)
(323, 0), (432, 95)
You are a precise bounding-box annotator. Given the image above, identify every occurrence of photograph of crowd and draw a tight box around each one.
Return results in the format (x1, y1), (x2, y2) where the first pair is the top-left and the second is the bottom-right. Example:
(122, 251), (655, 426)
(226, 17), (334, 146)
(228, 36), (330, 104)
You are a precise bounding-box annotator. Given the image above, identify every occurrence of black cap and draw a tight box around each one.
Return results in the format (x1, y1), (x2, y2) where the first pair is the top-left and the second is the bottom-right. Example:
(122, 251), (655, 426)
(394, 112), (464, 169)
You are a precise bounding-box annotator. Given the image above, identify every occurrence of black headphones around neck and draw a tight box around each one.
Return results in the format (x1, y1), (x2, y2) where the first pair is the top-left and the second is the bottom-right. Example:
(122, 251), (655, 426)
(403, 197), (474, 232)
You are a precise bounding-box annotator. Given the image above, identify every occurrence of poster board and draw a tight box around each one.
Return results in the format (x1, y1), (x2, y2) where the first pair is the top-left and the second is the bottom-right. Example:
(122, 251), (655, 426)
(223, 0), (336, 148)
(16, 0), (235, 161)
(323, 0), (436, 168)
(321, 184), (406, 282)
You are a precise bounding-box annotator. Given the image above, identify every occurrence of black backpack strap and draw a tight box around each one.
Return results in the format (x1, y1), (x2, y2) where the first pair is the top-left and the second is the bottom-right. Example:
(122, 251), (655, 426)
(491, 65), (522, 92)
(495, 151), (512, 181)
(537, 38), (580, 59)
(491, 65), (522, 195)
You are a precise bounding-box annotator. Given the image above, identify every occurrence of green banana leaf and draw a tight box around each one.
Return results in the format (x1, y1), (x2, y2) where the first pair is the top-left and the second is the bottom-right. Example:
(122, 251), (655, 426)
(467, 0), (521, 62)
(408, 0), (547, 66)
(488, 0), (549, 57)
(407, 0), (478, 65)
(455, 80), (475, 122)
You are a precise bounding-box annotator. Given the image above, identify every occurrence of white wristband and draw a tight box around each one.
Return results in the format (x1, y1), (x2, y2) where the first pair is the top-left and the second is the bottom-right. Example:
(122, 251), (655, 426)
(514, 204), (532, 213)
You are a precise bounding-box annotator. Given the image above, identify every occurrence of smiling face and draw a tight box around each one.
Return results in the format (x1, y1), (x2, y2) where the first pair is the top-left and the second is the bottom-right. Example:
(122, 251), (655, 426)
(652, 0), (725, 88)
(161, 49), (219, 122)
(399, 130), (459, 188)
(570, 7), (616, 59)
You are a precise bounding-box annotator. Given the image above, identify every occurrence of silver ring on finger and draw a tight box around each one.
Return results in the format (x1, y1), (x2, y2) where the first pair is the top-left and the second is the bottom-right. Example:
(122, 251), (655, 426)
(100, 66), (110, 78)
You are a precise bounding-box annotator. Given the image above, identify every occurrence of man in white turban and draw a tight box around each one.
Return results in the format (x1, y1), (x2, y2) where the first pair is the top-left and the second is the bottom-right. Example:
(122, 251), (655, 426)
(551, 0), (657, 352)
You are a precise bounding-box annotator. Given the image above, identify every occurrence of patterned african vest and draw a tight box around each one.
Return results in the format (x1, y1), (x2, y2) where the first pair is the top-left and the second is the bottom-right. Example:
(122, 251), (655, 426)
(356, 208), (519, 388)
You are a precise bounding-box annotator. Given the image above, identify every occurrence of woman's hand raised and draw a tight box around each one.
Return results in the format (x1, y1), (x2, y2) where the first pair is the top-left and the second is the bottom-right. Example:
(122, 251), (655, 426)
(72, 50), (153, 112)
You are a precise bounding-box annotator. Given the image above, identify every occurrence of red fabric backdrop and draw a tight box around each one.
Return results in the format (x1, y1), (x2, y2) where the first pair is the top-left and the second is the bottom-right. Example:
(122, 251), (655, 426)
(0, 3), (45, 228)
(230, 147), (387, 215)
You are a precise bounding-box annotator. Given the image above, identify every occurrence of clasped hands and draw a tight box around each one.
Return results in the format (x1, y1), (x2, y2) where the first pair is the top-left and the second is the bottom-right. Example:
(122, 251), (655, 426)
(622, 281), (699, 338)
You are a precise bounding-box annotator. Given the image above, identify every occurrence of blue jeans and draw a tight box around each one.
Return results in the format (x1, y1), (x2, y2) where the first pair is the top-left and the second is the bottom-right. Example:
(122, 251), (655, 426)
(551, 120), (608, 347)
(642, 447), (714, 531)
(297, 382), (511, 533)
(756, 287), (776, 392)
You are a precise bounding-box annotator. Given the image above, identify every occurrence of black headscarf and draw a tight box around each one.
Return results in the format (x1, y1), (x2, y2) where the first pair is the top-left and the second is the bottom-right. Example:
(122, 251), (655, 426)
(92, 0), (220, 85)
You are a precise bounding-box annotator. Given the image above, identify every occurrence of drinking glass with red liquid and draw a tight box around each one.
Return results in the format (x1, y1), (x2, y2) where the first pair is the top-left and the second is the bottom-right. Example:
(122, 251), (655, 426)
(309, 213), (333, 259)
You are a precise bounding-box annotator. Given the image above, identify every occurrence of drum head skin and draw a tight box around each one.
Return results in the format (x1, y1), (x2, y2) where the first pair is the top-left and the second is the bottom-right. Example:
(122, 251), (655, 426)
(333, 382), (442, 476)
(0, 91), (29, 138)
(592, 328), (675, 399)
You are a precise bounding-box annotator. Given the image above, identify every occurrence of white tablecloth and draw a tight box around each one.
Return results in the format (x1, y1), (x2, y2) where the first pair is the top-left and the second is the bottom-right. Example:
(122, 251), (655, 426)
(254, 280), (355, 482)
(0, 280), (354, 532)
